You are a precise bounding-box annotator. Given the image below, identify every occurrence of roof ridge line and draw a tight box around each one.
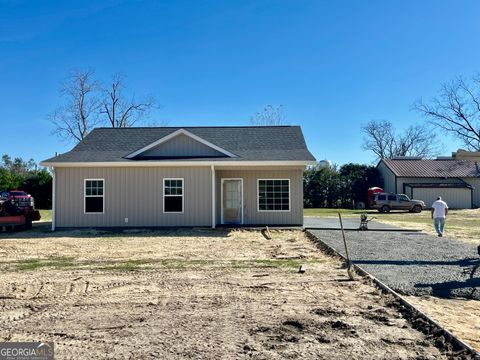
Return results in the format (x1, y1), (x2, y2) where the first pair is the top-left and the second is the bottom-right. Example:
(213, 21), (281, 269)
(93, 125), (298, 130)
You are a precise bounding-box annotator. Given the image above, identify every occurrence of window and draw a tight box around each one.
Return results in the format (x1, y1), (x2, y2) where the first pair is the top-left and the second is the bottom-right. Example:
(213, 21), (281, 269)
(387, 195), (396, 201)
(85, 179), (104, 213)
(164, 178), (183, 213)
(377, 195), (386, 201)
(258, 179), (290, 211)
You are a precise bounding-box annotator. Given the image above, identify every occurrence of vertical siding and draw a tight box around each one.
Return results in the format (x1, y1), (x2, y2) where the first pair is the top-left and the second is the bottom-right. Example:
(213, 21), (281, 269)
(411, 188), (472, 209)
(396, 177), (464, 196)
(55, 167), (212, 227)
(215, 168), (304, 225)
(398, 177), (479, 209)
(141, 134), (223, 157)
(467, 178), (480, 207)
(377, 161), (396, 193)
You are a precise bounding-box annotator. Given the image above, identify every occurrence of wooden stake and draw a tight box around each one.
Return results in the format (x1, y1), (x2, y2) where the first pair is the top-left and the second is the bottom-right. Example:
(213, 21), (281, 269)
(338, 213), (355, 280)
(265, 226), (272, 239)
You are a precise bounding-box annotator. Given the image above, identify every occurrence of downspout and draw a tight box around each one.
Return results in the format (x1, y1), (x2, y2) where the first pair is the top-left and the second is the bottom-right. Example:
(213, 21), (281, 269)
(211, 165), (215, 229)
(50, 166), (56, 231)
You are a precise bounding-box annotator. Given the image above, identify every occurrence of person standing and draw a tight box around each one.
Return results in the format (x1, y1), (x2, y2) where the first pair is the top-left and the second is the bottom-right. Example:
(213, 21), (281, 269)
(431, 196), (448, 237)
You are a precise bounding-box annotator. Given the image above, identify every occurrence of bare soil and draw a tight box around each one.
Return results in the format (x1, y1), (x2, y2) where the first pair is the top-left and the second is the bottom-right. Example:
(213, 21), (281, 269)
(406, 295), (480, 353)
(0, 227), (452, 359)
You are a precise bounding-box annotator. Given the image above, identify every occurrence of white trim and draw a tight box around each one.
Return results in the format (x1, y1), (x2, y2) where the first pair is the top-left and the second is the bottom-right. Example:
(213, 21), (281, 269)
(84, 179), (105, 214)
(125, 129), (238, 159)
(257, 178), (291, 212)
(220, 178), (244, 225)
(40, 160), (316, 167)
(211, 165), (215, 229)
(163, 177), (184, 214)
(51, 167), (56, 231)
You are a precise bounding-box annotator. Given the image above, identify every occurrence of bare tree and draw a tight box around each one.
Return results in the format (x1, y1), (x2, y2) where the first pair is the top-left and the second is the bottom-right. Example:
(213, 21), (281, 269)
(50, 69), (99, 142)
(100, 74), (156, 128)
(361, 120), (438, 160)
(250, 105), (288, 126)
(414, 75), (480, 151)
(50, 71), (163, 143)
(361, 120), (395, 160)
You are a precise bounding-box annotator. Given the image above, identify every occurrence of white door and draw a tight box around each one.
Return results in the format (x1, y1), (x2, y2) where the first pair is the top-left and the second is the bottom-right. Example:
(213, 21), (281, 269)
(222, 179), (243, 224)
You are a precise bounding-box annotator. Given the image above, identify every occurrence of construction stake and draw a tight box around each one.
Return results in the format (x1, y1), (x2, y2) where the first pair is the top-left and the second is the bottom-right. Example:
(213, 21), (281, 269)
(338, 213), (355, 280)
(265, 226), (272, 239)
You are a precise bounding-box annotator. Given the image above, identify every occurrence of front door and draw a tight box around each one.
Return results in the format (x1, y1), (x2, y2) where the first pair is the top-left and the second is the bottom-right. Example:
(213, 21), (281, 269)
(222, 179), (243, 224)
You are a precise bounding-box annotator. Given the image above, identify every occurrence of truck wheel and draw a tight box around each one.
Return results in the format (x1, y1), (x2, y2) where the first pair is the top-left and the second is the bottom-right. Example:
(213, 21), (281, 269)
(412, 205), (422, 213)
(380, 205), (390, 213)
(355, 201), (366, 210)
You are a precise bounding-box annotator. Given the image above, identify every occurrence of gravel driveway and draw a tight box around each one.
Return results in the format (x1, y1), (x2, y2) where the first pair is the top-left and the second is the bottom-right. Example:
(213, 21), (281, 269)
(308, 218), (480, 300)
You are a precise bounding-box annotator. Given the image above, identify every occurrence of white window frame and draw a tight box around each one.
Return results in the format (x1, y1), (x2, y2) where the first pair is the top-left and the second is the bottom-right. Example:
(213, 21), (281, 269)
(220, 178), (244, 225)
(84, 179), (105, 214)
(257, 179), (291, 212)
(163, 178), (184, 214)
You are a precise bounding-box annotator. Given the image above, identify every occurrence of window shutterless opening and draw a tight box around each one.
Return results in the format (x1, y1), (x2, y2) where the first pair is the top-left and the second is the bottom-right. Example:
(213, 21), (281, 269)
(84, 179), (104, 214)
(257, 179), (290, 212)
(163, 178), (184, 213)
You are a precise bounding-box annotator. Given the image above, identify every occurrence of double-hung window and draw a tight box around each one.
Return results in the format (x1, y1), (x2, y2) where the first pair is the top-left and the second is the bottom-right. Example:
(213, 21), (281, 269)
(258, 179), (290, 211)
(164, 178), (184, 213)
(85, 179), (104, 213)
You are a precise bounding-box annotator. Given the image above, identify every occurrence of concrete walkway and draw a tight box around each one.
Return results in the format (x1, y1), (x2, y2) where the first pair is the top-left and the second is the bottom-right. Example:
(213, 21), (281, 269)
(307, 217), (480, 300)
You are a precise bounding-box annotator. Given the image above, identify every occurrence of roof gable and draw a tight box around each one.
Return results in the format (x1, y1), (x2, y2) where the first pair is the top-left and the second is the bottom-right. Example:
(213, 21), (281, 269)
(125, 129), (237, 159)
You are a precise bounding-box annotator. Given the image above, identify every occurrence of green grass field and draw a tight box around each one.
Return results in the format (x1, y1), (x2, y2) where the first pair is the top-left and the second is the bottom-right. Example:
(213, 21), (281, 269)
(38, 209), (52, 222)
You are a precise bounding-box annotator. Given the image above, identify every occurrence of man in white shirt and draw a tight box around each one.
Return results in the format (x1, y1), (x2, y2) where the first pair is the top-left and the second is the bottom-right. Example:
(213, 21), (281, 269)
(431, 196), (448, 237)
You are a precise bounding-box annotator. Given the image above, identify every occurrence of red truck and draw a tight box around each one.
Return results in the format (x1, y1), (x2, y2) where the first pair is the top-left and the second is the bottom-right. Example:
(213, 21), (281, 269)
(0, 190), (41, 231)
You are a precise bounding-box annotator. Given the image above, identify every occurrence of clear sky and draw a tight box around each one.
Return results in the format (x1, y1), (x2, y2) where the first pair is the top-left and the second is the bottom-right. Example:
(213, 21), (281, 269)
(1, 0), (480, 166)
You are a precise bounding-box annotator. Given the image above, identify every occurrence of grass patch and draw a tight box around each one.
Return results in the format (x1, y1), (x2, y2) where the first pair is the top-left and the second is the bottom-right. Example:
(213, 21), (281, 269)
(16, 256), (76, 271)
(304, 208), (362, 217)
(229, 259), (322, 269)
(99, 259), (157, 271)
(6, 257), (326, 272)
(38, 209), (52, 222)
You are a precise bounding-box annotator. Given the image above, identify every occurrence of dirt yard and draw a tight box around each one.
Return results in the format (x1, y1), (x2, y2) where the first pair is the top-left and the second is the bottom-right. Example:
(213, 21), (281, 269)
(406, 295), (480, 353)
(0, 227), (460, 359)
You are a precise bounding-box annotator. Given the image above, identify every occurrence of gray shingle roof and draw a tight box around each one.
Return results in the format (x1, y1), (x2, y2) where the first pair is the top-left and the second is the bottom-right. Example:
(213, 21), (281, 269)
(42, 126), (316, 164)
(381, 158), (480, 178)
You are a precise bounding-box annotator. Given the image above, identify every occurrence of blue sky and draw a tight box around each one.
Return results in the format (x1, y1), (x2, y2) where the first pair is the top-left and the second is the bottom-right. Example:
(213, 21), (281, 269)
(1, 0), (480, 166)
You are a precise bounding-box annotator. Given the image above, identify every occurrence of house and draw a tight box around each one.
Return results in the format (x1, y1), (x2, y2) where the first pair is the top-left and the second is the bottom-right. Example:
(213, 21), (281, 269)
(377, 156), (480, 209)
(40, 126), (316, 229)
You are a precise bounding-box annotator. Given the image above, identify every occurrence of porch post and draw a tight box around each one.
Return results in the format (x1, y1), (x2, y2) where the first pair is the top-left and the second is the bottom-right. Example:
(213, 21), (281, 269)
(211, 164), (215, 229)
(51, 166), (56, 231)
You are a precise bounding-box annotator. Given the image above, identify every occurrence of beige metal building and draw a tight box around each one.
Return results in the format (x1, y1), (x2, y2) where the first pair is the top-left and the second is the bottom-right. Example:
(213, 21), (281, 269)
(377, 157), (480, 209)
(41, 126), (316, 229)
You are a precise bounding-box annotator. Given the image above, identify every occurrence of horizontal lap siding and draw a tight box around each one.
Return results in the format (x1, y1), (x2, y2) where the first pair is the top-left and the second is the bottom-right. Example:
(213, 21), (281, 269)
(215, 168), (304, 225)
(55, 167), (211, 227)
